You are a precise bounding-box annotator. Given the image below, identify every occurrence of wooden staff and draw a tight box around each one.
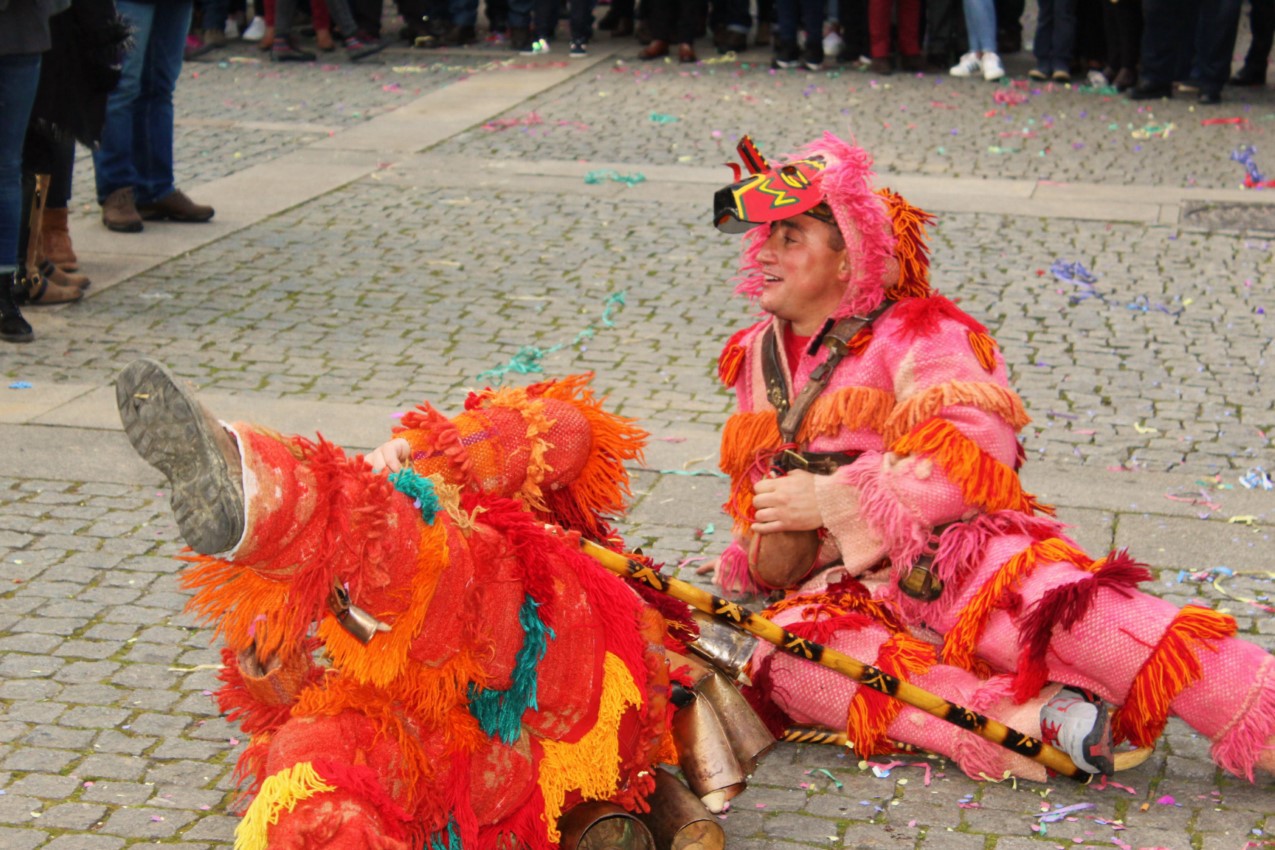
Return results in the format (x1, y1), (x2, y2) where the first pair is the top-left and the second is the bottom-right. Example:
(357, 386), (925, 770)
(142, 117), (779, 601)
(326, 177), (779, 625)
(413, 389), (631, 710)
(564, 533), (1092, 781)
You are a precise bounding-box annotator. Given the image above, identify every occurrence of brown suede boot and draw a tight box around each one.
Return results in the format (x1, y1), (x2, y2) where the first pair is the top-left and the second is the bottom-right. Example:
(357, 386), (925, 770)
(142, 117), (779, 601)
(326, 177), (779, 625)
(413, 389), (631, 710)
(40, 206), (78, 270)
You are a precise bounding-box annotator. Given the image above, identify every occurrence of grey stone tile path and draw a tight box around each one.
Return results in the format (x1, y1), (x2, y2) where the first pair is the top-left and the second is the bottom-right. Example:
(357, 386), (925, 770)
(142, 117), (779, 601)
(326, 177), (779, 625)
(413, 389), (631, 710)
(1, 10), (1274, 850)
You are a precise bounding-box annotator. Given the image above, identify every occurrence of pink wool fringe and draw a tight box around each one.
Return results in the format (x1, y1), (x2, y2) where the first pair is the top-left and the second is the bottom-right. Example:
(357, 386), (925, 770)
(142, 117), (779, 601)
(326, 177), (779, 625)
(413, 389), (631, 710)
(715, 539), (765, 595)
(954, 675), (1021, 780)
(1210, 654), (1275, 781)
(837, 453), (930, 568)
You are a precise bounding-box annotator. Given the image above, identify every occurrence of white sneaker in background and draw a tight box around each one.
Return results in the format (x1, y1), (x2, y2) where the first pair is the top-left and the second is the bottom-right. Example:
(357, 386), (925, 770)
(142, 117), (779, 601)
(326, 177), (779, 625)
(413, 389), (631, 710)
(949, 52), (981, 77)
(981, 51), (1005, 81)
(822, 30), (843, 58)
(243, 17), (266, 40)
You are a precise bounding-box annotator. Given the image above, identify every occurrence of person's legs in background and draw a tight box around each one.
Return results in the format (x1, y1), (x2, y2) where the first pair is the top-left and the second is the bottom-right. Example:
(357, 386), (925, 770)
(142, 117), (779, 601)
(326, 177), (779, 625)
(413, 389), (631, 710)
(94, 0), (154, 230)
(1192, 0), (1242, 101)
(132, 0), (193, 208)
(1232, 0), (1274, 84)
(0, 53), (41, 343)
(25, 131), (78, 272)
(993, 0), (1021, 51)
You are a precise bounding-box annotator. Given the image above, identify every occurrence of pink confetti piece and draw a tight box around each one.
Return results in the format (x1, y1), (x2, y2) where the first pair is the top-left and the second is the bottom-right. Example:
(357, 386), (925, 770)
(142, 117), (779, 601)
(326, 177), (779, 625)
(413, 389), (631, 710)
(229, 737), (240, 746)
(1155, 795), (1176, 806)
(150, 815), (165, 822)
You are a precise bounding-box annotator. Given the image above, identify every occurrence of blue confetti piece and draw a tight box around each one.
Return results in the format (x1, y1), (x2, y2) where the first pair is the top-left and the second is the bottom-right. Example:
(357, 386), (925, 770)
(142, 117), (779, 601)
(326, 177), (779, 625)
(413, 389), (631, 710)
(9, 381), (32, 389)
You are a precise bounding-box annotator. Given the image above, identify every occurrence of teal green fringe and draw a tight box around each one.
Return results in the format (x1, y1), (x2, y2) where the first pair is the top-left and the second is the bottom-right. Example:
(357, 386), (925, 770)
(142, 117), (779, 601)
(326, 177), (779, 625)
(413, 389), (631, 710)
(428, 820), (461, 850)
(388, 467), (440, 525)
(467, 596), (554, 745)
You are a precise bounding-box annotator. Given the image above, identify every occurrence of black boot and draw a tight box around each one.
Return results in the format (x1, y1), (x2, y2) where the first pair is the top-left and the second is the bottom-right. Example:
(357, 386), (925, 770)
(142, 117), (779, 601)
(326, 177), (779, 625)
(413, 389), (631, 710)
(1, 272), (34, 343)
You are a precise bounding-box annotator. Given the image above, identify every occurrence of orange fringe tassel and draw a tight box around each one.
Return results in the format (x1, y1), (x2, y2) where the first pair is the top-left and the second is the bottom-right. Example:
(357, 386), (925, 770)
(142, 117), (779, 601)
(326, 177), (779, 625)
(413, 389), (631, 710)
(1112, 606), (1238, 747)
(719, 343), (746, 387)
(883, 382), (1031, 446)
(889, 418), (1053, 517)
(846, 631), (938, 758)
(534, 374), (647, 526)
(182, 555), (300, 659)
(941, 537), (1093, 673)
(719, 388), (895, 529)
(967, 331), (999, 373)
(879, 189), (936, 301)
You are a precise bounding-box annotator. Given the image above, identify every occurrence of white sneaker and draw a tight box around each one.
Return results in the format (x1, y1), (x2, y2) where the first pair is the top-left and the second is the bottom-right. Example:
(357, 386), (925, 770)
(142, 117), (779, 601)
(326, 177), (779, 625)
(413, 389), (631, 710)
(981, 51), (1005, 81)
(822, 30), (843, 57)
(1039, 687), (1114, 775)
(243, 17), (266, 41)
(224, 18), (241, 39)
(949, 52), (981, 77)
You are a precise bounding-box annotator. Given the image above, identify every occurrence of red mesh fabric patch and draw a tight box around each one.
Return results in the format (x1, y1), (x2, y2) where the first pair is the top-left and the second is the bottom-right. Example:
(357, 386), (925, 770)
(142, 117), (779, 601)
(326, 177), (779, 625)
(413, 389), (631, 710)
(469, 733), (536, 825)
(539, 400), (592, 489)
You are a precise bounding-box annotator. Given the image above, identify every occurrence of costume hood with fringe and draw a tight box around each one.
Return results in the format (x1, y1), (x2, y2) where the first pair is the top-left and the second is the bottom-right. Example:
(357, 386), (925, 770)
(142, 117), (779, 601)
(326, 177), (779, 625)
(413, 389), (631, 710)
(715, 132), (935, 318)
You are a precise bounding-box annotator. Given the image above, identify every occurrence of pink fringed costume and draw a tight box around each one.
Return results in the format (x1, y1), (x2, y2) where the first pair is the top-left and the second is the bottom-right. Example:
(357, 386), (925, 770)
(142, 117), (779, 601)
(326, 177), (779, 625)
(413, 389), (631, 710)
(712, 133), (1275, 782)
(180, 377), (688, 850)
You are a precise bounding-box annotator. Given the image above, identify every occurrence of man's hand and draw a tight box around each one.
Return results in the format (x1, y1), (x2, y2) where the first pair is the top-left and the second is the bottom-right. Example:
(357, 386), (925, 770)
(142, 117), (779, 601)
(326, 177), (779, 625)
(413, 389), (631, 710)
(364, 437), (411, 474)
(751, 469), (822, 534)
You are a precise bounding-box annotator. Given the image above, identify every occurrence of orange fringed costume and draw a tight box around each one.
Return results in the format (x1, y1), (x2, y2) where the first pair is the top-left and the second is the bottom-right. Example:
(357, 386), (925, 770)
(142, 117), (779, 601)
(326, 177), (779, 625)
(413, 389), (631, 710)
(182, 377), (685, 850)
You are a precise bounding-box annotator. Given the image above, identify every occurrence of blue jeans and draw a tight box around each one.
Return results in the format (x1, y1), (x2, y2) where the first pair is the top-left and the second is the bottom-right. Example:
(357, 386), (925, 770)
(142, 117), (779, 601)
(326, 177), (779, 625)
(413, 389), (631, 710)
(0, 54), (42, 274)
(93, 0), (193, 206)
(775, 0), (825, 48)
(202, 0), (231, 30)
(962, 0), (997, 53)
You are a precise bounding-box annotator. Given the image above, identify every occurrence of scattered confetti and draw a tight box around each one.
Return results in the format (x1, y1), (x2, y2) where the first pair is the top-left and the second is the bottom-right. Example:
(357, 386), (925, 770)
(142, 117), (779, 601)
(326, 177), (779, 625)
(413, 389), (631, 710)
(478, 292), (627, 382)
(583, 169), (647, 186)
(1239, 467), (1273, 490)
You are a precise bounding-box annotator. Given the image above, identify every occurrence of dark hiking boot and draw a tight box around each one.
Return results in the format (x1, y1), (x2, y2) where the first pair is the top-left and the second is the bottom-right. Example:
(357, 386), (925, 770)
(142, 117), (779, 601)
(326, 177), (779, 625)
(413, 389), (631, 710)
(116, 359), (245, 555)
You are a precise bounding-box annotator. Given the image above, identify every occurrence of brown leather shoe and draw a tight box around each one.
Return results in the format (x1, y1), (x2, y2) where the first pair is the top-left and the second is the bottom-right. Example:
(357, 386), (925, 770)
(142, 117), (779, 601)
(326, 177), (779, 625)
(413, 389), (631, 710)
(41, 206), (78, 270)
(638, 39), (669, 60)
(102, 187), (144, 233)
(678, 43), (697, 63)
(20, 269), (84, 305)
(137, 189), (215, 223)
(36, 260), (90, 291)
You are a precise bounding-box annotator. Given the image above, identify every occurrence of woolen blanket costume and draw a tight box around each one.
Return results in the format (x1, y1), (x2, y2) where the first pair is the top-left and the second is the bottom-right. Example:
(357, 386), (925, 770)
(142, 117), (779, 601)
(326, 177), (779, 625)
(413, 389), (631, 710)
(711, 132), (1275, 783)
(128, 372), (689, 850)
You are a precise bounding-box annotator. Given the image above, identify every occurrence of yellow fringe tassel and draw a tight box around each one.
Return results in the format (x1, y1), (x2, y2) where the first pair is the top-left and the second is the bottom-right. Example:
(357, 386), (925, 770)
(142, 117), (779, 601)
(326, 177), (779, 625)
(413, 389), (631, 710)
(235, 761), (336, 850)
(883, 382), (1030, 446)
(537, 653), (643, 843)
(1113, 606), (1237, 747)
(890, 418), (1051, 517)
(942, 538), (1092, 673)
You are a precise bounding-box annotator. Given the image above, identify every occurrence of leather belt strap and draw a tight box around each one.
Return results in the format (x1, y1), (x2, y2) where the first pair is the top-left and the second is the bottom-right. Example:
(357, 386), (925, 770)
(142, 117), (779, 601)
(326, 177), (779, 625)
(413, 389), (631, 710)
(761, 301), (893, 449)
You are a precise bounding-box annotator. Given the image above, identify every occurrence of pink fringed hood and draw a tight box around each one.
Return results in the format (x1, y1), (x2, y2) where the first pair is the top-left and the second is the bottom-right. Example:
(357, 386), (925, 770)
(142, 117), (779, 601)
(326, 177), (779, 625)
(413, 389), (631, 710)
(715, 132), (934, 319)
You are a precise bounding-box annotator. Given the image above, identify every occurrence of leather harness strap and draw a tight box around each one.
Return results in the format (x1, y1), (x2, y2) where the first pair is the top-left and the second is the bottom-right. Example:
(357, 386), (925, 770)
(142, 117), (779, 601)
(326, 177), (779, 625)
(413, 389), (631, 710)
(761, 301), (893, 452)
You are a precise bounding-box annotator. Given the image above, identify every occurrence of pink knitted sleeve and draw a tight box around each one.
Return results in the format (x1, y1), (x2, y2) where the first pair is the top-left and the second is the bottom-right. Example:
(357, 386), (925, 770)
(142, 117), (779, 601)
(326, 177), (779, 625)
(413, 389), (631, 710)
(813, 311), (1024, 569)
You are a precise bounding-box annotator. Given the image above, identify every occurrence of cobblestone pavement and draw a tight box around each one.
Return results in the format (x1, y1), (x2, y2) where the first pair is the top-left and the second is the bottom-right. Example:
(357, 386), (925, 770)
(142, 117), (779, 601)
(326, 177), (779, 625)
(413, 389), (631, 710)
(2, 8), (1275, 850)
